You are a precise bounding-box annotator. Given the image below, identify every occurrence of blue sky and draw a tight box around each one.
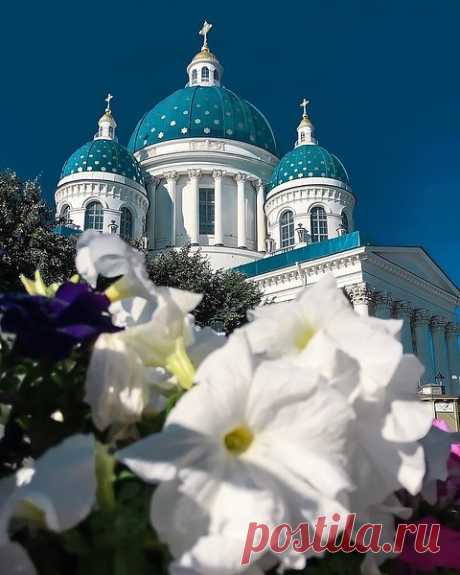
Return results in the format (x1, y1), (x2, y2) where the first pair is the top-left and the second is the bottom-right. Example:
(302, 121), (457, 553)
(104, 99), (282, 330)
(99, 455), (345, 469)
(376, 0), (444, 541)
(1, 0), (459, 285)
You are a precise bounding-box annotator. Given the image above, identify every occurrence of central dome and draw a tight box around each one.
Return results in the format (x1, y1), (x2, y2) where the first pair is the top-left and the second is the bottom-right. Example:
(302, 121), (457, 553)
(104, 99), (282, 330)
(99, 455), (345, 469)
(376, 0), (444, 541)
(128, 86), (277, 156)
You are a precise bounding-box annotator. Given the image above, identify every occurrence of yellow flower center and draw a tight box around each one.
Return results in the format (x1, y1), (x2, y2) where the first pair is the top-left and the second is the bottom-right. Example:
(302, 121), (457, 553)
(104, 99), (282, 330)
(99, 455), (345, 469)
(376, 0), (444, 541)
(224, 425), (254, 456)
(294, 323), (316, 351)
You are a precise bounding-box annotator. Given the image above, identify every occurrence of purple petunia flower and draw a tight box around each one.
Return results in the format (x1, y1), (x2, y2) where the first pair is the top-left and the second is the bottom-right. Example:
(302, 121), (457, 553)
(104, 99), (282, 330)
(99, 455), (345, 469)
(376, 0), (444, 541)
(0, 281), (122, 360)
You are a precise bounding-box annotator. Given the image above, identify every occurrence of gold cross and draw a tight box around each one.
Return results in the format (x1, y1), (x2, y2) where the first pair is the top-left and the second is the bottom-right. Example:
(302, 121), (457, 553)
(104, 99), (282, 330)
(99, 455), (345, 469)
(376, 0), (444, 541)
(300, 98), (310, 116)
(199, 21), (213, 49)
(105, 93), (113, 112)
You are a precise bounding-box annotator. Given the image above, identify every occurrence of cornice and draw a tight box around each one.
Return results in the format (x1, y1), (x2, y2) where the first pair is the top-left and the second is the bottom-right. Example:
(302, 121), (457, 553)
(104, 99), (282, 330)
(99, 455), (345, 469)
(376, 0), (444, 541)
(265, 186), (355, 213)
(134, 137), (279, 169)
(55, 181), (149, 212)
(251, 249), (365, 289)
(365, 250), (458, 305)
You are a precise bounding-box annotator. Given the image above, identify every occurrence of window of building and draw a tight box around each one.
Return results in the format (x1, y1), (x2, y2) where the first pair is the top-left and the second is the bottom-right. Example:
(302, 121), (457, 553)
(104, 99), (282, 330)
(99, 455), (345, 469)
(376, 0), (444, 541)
(280, 210), (295, 248)
(310, 206), (328, 242)
(60, 205), (70, 224)
(201, 67), (210, 82)
(84, 201), (104, 231)
(199, 188), (215, 234)
(120, 207), (133, 240)
(214, 69), (219, 82)
(341, 211), (349, 233)
(191, 69), (198, 84)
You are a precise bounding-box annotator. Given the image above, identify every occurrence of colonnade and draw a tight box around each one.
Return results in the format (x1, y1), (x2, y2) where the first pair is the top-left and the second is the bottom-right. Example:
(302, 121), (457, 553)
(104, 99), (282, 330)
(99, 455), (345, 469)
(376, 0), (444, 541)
(346, 283), (460, 393)
(145, 170), (266, 250)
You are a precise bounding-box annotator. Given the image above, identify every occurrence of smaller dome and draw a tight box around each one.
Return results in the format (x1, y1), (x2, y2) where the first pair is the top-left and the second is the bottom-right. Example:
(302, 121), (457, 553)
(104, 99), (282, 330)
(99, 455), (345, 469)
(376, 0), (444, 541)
(270, 144), (349, 190)
(60, 139), (144, 185)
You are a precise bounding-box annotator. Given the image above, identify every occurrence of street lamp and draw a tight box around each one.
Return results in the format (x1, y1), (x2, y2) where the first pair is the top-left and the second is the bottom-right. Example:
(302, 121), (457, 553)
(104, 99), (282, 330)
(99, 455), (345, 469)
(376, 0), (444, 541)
(265, 235), (275, 254)
(295, 223), (308, 244)
(108, 220), (119, 234)
(435, 372), (445, 392)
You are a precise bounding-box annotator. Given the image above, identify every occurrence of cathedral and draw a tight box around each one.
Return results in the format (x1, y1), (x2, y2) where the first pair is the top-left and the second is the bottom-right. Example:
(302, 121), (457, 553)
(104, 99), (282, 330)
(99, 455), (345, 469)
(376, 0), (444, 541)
(54, 23), (460, 408)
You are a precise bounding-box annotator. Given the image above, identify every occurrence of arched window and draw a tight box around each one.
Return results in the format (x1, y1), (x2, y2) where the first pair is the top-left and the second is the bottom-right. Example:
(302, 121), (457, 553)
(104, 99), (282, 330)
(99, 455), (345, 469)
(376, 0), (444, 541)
(191, 69), (198, 84)
(60, 205), (70, 224)
(280, 210), (295, 248)
(214, 69), (219, 82)
(201, 67), (210, 82)
(341, 211), (349, 234)
(84, 201), (104, 231)
(120, 207), (133, 241)
(310, 206), (328, 243)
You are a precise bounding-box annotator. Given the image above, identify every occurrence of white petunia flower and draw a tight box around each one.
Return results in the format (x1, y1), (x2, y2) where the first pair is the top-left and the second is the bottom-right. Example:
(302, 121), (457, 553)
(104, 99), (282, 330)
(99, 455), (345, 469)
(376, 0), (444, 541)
(243, 275), (403, 395)
(356, 495), (412, 575)
(76, 231), (155, 302)
(84, 332), (152, 431)
(170, 551), (270, 575)
(0, 435), (96, 575)
(120, 288), (204, 390)
(117, 333), (355, 573)
(244, 275), (432, 508)
(85, 289), (224, 430)
(109, 296), (158, 328)
(337, 352), (432, 511)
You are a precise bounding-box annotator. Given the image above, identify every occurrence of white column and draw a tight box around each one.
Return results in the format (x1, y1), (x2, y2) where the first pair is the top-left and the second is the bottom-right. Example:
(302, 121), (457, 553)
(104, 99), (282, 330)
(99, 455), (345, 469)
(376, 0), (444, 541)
(373, 293), (392, 319)
(213, 170), (224, 246)
(393, 301), (414, 354)
(431, 317), (451, 393)
(188, 169), (200, 245)
(347, 283), (373, 317)
(145, 175), (157, 250)
(256, 179), (266, 252)
(235, 173), (247, 248)
(413, 310), (435, 386)
(165, 171), (178, 247)
(446, 323), (460, 390)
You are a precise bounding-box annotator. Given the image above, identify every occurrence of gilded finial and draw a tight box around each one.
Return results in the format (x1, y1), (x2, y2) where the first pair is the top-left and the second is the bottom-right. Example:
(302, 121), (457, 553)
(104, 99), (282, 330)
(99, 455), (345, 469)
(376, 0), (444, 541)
(300, 98), (310, 118)
(104, 93), (113, 113)
(199, 20), (213, 51)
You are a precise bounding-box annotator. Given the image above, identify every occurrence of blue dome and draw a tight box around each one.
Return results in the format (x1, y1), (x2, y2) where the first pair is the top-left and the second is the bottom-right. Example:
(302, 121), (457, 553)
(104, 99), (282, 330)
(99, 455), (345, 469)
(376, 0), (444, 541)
(128, 86), (277, 156)
(270, 144), (350, 189)
(60, 139), (144, 185)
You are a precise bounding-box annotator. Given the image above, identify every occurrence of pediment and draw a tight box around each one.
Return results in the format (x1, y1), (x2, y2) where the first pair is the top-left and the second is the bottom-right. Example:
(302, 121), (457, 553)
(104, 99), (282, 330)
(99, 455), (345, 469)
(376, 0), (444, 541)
(368, 246), (459, 297)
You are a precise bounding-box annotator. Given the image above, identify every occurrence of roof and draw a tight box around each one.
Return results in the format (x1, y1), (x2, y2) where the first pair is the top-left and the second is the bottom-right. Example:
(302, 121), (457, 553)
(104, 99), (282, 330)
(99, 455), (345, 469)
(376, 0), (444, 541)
(128, 86), (277, 155)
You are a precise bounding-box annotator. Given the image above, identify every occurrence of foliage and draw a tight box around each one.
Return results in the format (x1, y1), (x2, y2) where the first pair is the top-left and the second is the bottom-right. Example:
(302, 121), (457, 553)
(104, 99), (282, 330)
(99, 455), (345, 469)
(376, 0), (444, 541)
(146, 244), (262, 333)
(0, 171), (76, 292)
